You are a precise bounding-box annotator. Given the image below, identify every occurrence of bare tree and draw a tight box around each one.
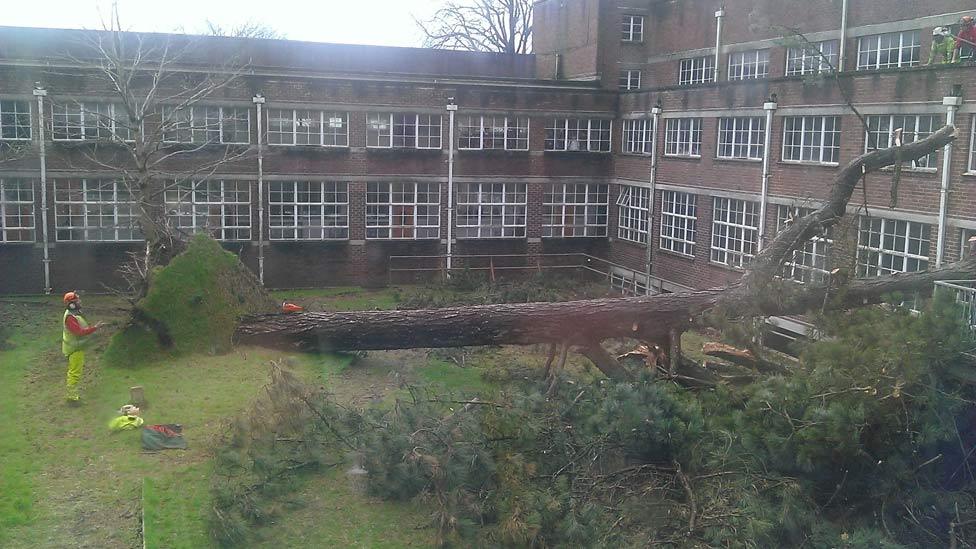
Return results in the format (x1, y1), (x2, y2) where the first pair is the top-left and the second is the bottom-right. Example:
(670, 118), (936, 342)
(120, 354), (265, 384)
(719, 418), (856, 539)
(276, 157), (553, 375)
(416, 0), (533, 54)
(203, 20), (285, 40)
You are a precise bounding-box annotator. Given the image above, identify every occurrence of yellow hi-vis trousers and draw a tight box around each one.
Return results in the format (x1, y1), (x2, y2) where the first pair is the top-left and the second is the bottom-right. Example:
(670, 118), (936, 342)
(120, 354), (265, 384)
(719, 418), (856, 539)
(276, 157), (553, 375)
(66, 351), (84, 401)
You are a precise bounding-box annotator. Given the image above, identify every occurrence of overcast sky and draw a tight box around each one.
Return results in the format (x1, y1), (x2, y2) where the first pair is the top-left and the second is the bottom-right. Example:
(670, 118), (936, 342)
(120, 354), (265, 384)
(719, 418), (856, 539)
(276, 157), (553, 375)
(1, 0), (446, 47)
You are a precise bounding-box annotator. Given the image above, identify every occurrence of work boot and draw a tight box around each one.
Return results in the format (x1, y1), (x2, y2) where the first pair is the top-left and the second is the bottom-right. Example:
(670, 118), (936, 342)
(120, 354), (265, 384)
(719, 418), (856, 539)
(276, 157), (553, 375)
(66, 397), (81, 407)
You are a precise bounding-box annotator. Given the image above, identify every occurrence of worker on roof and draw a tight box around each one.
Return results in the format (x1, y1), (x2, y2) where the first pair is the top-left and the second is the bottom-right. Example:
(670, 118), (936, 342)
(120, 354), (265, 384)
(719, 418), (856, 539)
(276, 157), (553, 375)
(62, 291), (103, 404)
(953, 16), (976, 63)
(927, 27), (955, 65)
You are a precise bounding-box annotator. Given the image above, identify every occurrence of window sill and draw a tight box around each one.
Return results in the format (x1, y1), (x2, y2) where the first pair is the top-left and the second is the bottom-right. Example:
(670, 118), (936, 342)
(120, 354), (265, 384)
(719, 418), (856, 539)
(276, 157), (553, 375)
(0, 240), (37, 246)
(658, 248), (696, 261)
(455, 236), (526, 241)
(543, 150), (612, 156)
(276, 145), (350, 155)
(780, 160), (839, 168)
(457, 148), (530, 155)
(366, 147), (443, 155)
(709, 260), (748, 273)
(53, 240), (144, 245)
(541, 235), (609, 240)
(964, 171), (976, 177)
(663, 154), (702, 160)
(878, 165), (938, 175)
(364, 237), (441, 242)
(715, 157), (763, 163)
(615, 237), (649, 247)
(620, 152), (652, 157)
(269, 238), (350, 243)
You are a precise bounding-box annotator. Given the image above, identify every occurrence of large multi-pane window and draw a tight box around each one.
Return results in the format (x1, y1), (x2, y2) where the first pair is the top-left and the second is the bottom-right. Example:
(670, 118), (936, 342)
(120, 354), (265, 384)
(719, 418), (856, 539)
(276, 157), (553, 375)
(616, 184), (650, 244)
(52, 102), (131, 141)
(54, 179), (140, 241)
(664, 118), (702, 157)
(164, 180), (251, 241)
(619, 70), (642, 90)
(776, 205), (831, 284)
(660, 191), (697, 256)
(367, 113), (441, 149)
(865, 114), (939, 169)
(545, 119), (612, 152)
(782, 115), (841, 164)
(0, 179), (35, 242)
(0, 100), (31, 140)
(622, 119), (653, 155)
(857, 217), (930, 276)
(268, 182), (349, 240)
(162, 105), (250, 144)
(365, 182), (440, 239)
(857, 31), (921, 70)
(728, 49), (770, 80)
(266, 109), (348, 147)
(717, 117), (765, 160)
(711, 197), (759, 268)
(457, 115), (529, 151)
(455, 183), (526, 239)
(622, 15), (644, 42)
(786, 40), (839, 76)
(543, 183), (608, 238)
(679, 56), (715, 85)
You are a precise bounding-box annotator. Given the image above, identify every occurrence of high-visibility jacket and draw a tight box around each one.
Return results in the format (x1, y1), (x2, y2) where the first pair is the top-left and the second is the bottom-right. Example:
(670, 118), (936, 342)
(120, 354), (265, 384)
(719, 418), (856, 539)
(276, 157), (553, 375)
(63, 309), (95, 356)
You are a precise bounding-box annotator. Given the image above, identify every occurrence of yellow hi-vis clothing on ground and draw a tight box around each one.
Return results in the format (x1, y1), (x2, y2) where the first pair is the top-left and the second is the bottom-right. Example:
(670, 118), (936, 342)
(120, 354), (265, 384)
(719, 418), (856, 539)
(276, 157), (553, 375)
(62, 309), (95, 402)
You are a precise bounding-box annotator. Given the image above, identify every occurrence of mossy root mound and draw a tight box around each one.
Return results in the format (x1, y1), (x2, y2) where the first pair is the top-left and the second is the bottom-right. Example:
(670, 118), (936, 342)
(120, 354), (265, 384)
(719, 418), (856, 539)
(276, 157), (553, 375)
(104, 234), (276, 366)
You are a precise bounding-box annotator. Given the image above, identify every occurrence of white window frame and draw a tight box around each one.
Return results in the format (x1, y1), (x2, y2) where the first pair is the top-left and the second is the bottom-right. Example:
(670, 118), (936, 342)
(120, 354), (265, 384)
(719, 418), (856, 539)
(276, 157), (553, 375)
(266, 109), (348, 147)
(786, 40), (839, 76)
(710, 197), (759, 268)
(365, 182), (440, 240)
(864, 114), (939, 170)
(664, 118), (702, 157)
(54, 179), (141, 242)
(164, 180), (252, 241)
(456, 115), (529, 151)
(776, 205), (831, 284)
(857, 30), (921, 70)
(544, 119), (612, 152)
(782, 115), (841, 165)
(52, 102), (130, 142)
(728, 49), (770, 80)
(622, 15), (644, 42)
(542, 183), (609, 238)
(857, 216), (930, 276)
(0, 178), (35, 242)
(717, 117), (765, 160)
(0, 100), (31, 141)
(619, 69), (642, 90)
(368, 113), (442, 149)
(268, 181), (349, 240)
(162, 105), (250, 145)
(968, 116), (976, 174)
(616, 184), (650, 244)
(660, 191), (697, 257)
(679, 56), (715, 85)
(622, 118), (653, 155)
(455, 182), (527, 239)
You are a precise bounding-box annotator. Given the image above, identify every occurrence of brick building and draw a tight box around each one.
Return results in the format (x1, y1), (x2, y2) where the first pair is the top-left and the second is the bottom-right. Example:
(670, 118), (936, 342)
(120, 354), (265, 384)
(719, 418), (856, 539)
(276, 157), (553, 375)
(1, 0), (975, 300)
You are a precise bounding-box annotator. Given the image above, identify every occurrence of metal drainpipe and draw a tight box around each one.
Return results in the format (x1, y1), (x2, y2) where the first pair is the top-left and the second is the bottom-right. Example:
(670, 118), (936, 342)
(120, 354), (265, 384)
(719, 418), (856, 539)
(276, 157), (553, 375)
(936, 94), (962, 267)
(33, 85), (51, 294)
(838, 0), (849, 72)
(446, 99), (458, 276)
(252, 94), (266, 285)
(714, 8), (726, 82)
(758, 98), (778, 252)
(646, 105), (662, 295)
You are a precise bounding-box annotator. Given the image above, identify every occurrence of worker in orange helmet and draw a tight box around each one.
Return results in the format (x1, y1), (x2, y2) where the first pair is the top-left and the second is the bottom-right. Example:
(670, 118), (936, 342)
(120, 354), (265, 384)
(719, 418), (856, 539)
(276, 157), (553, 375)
(61, 292), (103, 404)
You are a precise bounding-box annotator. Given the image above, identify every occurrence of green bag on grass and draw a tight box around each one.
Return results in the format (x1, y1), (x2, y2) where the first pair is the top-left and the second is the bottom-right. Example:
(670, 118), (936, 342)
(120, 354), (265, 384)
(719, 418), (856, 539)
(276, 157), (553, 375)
(141, 424), (187, 450)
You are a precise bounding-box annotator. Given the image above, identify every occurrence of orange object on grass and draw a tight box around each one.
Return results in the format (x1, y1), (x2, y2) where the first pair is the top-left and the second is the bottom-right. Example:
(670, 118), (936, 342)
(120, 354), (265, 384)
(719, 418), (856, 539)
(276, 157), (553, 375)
(281, 301), (304, 313)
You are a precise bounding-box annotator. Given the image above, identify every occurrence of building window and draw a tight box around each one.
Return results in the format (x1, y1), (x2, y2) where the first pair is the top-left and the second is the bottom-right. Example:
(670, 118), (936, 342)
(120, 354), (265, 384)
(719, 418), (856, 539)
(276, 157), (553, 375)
(619, 70), (642, 90)
(367, 113), (441, 149)
(616, 184), (650, 244)
(857, 31), (921, 70)
(543, 183), (609, 238)
(969, 116), (976, 173)
(664, 118), (702, 157)
(268, 181), (349, 240)
(962, 228), (975, 259)
(164, 180), (251, 241)
(0, 100), (31, 140)
(776, 205), (831, 284)
(457, 115), (529, 151)
(366, 182), (440, 239)
(0, 179), (35, 242)
(54, 179), (140, 241)
(266, 109), (348, 147)
(456, 182), (526, 239)
(865, 114), (939, 169)
(786, 40), (839, 76)
(162, 105), (250, 144)
(711, 197), (758, 268)
(660, 191), (697, 257)
(622, 15), (644, 42)
(717, 117), (765, 160)
(52, 102), (131, 142)
(782, 115), (841, 165)
(679, 56), (715, 85)
(545, 119), (612, 152)
(728, 49), (770, 80)
(857, 217), (930, 276)
(622, 119), (653, 155)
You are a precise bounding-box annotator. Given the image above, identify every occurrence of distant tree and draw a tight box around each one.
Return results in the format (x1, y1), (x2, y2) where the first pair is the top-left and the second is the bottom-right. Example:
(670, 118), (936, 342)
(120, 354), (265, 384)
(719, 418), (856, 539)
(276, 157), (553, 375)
(203, 20), (285, 40)
(416, 0), (532, 54)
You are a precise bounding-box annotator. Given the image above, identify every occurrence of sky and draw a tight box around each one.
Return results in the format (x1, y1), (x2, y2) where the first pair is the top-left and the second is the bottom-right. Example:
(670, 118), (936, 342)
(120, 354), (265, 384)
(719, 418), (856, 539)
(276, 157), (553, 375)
(0, 0), (446, 48)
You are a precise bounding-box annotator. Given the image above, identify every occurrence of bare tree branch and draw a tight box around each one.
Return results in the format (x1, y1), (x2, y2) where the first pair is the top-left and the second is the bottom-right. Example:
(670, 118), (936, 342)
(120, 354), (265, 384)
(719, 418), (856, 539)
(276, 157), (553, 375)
(416, 0), (533, 54)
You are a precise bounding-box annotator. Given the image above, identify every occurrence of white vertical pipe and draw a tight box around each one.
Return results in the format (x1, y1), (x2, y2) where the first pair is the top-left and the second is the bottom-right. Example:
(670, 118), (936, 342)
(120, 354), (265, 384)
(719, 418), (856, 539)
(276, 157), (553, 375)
(758, 99), (778, 252)
(838, 0), (849, 72)
(714, 8), (725, 82)
(33, 85), (51, 294)
(446, 100), (457, 275)
(646, 106), (661, 295)
(252, 94), (266, 285)
(936, 95), (961, 267)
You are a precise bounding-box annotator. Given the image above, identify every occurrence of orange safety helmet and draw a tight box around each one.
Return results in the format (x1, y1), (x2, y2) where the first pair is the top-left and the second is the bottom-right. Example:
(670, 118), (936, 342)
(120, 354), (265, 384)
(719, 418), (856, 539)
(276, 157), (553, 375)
(63, 291), (80, 305)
